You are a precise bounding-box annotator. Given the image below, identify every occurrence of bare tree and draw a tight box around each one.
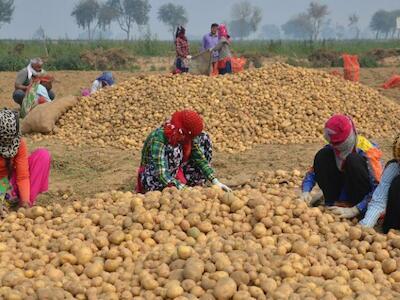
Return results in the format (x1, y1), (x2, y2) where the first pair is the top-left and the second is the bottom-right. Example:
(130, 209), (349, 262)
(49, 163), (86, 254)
(157, 3), (188, 39)
(307, 2), (329, 41)
(71, 0), (100, 40)
(230, 1), (262, 39)
(282, 13), (313, 40)
(348, 13), (360, 39)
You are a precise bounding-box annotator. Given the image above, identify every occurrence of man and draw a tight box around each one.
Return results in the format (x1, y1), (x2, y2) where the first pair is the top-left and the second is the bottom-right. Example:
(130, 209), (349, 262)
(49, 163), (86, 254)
(13, 58), (55, 105)
(202, 23), (219, 67)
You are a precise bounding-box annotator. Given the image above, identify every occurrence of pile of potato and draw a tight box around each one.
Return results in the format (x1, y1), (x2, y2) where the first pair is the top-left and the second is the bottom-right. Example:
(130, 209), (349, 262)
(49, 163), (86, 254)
(50, 64), (400, 152)
(1, 177), (400, 300)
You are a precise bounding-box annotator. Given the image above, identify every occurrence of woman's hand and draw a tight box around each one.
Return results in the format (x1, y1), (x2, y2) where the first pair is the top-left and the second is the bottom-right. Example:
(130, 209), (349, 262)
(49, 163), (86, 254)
(328, 206), (359, 218)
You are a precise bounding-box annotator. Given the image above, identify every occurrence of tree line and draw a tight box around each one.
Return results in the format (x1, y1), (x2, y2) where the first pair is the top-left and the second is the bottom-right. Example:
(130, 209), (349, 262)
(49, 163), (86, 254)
(70, 0), (263, 40)
(0, 0), (399, 41)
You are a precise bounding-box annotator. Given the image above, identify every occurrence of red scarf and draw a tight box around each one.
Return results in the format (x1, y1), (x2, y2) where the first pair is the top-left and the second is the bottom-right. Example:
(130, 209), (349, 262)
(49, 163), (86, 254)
(163, 122), (193, 162)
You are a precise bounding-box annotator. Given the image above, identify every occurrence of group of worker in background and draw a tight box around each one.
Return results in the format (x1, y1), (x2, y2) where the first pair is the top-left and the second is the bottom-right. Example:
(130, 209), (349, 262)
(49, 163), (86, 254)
(175, 23), (233, 75)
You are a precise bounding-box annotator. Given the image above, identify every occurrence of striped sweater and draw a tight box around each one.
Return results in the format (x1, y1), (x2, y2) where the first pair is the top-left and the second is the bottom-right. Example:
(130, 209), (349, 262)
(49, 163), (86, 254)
(360, 162), (400, 227)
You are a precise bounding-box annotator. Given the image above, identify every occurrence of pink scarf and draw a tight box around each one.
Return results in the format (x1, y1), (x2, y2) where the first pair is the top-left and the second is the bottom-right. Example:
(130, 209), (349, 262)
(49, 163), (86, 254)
(324, 115), (357, 170)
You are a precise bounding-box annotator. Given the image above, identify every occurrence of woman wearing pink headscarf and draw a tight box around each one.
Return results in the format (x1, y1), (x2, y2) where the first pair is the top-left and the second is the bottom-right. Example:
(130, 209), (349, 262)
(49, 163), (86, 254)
(210, 24), (232, 75)
(300, 114), (383, 219)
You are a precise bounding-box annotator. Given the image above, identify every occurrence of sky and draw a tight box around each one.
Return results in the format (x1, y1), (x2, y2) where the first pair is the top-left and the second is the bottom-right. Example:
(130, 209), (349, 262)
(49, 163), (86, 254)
(0, 0), (399, 39)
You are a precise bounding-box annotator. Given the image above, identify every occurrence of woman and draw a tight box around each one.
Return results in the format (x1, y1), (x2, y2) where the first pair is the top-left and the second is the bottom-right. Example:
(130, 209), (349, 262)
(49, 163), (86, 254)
(301, 114), (383, 217)
(0, 109), (51, 209)
(211, 24), (232, 75)
(136, 110), (230, 193)
(359, 135), (400, 232)
(20, 75), (54, 118)
(175, 26), (191, 73)
(90, 72), (115, 94)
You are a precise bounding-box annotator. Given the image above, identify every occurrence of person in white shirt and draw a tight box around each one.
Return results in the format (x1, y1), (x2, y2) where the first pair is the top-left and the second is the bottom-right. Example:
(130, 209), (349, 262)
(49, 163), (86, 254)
(90, 72), (115, 94)
(360, 135), (400, 233)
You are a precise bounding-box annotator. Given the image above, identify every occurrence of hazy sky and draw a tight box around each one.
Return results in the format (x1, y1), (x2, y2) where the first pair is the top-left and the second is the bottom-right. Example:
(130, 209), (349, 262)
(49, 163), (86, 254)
(1, 0), (399, 39)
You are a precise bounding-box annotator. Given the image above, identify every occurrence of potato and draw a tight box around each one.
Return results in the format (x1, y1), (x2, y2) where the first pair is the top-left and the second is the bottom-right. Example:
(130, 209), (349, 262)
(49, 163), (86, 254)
(84, 262), (103, 279)
(382, 258), (397, 274)
(213, 277), (237, 300)
(183, 258), (204, 282)
(2, 175), (400, 299)
(165, 280), (184, 298)
(177, 246), (193, 260)
(349, 227), (362, 241)
(108, 231), (125, 245)
(75, 246), (93, 265)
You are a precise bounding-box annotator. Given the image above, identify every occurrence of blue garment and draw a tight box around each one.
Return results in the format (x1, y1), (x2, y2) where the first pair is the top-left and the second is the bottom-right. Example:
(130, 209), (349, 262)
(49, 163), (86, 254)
(302, 144), (380, 212)
(36, 85), (51, 102)
(176, 58), (189, 73)
(202, 33), (219, 61)
(97, 72), (114, 86)
(360, 162), (400, 227)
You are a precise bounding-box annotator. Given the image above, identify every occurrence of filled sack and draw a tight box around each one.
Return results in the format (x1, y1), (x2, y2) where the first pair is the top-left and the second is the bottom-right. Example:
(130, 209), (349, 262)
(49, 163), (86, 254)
(21, 96), (77, 134)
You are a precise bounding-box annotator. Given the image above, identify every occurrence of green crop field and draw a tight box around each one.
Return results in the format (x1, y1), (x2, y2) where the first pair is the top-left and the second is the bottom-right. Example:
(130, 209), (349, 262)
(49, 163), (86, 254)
(0, 39), (398, 71)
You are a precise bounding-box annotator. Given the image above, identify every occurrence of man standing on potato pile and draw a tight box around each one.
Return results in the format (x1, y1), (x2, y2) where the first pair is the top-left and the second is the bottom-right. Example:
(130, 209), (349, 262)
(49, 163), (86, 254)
(358, 135), (400, 232)
(136, 110), (231, 193)
(202, 23), (219, 71)
(13, 58), (55, 106)
(300, 115), (383, 218)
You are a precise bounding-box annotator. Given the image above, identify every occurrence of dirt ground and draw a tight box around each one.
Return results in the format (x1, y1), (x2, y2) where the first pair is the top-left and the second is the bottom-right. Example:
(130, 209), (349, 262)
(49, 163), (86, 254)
(0, 65), (398, 205)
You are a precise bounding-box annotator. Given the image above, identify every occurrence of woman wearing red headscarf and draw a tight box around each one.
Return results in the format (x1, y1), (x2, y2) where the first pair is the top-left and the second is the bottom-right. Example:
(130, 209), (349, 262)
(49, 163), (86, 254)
(210, 24), (232, 75)
(136, 110), (230, 193)
(300, 115), (383, 219)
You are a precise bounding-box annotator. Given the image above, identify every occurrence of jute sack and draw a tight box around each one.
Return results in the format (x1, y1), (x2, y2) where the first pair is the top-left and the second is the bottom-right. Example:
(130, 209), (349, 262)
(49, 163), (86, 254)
(21, 96), (78, 134)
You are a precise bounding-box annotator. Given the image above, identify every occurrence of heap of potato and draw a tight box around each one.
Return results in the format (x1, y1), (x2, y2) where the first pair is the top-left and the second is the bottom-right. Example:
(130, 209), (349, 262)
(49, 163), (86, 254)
(1, 174), (400, 300)
(51, 64), (400, 152)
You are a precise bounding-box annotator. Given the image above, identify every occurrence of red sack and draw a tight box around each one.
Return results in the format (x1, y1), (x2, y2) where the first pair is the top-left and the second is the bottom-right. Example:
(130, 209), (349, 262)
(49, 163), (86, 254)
(382, 75), (400, 89)
(232, 57), (246, 73)
(342, 54), (360, 82)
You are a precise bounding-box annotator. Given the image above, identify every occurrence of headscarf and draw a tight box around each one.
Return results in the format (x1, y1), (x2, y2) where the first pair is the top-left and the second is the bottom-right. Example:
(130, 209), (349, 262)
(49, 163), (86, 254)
(0, 109), (21, 159)
(163, 110), (204, 162)
(324, 114), (357, 170)
(97, 72), (115, 86)
(393, 134), (400, 162)
(38, 74), (54, 84)
(175, 26), (186, 39)
(218, 24), (228, 39)
(27, 58), (44, 80)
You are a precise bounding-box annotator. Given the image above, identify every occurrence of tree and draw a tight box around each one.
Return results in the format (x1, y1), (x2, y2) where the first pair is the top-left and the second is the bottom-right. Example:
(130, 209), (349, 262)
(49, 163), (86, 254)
(0, 0), (14, 30)
(389, 10), (400, 38)
(230, 1), (262, 39)
(157, 3), (188, 39)
(97, 1), (119, 31)
(109, 0), (151, 40)
(282, 13), (313, 40)
(230, 19), (252, 39)
(71, 0), (100, 40)
(307, 1), (329, 41)
(260, 24), (281, 40)
(370, 10), (392, 39)
(348, 13), (360, 39)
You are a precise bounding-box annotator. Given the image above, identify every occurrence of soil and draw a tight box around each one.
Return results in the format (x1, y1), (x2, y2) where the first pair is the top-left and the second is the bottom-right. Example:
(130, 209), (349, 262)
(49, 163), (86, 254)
(0, 64), (398, 205)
